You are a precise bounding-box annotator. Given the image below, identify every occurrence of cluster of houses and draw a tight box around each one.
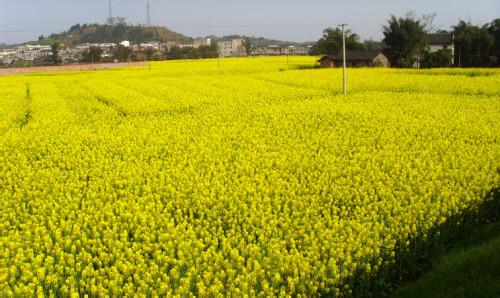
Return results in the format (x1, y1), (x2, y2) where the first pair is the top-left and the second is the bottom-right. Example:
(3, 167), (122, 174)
(0, 40), (198, 65)
(0, 43), (114, 66)
(0, 45), (53, 65)
(0, 37), (313, 66)
(1, 33), (454, 68)
(318, 33), (454, 68)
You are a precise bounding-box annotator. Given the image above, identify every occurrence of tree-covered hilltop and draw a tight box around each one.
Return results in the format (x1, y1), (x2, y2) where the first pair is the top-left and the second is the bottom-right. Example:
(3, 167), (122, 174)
(41, 23), (192, 46)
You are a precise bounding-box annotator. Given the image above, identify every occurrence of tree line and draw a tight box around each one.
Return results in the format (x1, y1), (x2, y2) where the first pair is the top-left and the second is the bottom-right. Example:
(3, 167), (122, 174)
(310, 13), (500, 68)
(44, 14), (499, 68)
(76, 43), (219, 64)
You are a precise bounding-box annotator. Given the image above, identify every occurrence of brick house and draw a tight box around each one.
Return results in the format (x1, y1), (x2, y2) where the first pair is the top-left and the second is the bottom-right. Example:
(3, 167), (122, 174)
(318, 51), (389, 68)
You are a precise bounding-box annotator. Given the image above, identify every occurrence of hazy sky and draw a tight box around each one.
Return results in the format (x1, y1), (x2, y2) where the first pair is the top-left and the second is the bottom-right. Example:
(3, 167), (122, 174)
(1, 0), (499, 44)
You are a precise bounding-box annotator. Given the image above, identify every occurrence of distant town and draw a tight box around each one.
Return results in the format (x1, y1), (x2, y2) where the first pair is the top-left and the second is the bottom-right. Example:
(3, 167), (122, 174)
(0, 18), (313, 68)
(0, 10), (498, 69)
(0, 37), (313, 67)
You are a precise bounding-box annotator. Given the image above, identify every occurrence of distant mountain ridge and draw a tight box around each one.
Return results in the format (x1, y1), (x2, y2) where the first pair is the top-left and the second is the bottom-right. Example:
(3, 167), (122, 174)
(40, 23), (192, 46)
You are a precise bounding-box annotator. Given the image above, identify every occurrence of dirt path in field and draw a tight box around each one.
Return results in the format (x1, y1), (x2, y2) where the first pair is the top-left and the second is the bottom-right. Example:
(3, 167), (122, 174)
(0, 61), (147, 76)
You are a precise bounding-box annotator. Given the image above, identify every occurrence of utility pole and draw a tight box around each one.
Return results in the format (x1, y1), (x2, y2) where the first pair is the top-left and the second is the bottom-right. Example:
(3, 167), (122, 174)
(458, 47), (461, 68)
(338, 24), (348, 96)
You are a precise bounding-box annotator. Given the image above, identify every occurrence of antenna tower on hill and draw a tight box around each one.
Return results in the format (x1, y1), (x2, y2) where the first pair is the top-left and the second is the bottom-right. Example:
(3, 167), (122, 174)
(107, 0), (115, 25)
(147, 0), (151, 26)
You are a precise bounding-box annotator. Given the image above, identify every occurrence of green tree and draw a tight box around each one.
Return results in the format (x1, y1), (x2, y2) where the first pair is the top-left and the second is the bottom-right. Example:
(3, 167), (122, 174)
(51, 42), (62, 65)
(487, 19), (500, 66)
(164, 44), (218, 60)
(142, 47), (156, 61)
(382, 14), (427, 67)
(82, 46), (103, 63)
(363, 39), (383, 51)
(453, 20), (495, 67)
(198, 44), (218, 58)
(310, 27), (364, 55)
(421, 49), (453, 68)
(113, 45), (133, 62)
(165, 46), (197, 60)
(243, 37), (252, 56)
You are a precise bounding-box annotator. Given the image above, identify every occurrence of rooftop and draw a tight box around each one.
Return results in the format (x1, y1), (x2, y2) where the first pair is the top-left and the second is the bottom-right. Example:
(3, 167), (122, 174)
(318, 51), (384, 61)
(427, 33), (453, 45)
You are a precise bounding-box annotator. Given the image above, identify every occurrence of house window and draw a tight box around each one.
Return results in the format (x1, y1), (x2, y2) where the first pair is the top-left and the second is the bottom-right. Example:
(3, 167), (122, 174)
(443, 45), (448, 49)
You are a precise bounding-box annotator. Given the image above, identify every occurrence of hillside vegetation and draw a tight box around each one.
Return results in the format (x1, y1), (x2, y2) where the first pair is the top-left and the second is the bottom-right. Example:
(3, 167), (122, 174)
(42, 23), (192, 46)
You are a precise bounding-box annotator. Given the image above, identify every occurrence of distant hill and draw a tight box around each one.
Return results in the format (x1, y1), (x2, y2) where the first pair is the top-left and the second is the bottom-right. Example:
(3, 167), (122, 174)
(39, 23), (192, 46)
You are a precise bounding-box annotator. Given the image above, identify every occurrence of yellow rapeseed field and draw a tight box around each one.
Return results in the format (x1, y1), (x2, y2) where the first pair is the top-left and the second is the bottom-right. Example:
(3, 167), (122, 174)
(0, 57), (499, 297)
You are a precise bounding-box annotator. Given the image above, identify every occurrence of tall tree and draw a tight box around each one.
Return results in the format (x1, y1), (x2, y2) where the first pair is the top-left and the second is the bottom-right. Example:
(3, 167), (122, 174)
(382, 14), (427, 67)
(113, 45), (133, 62)
(82, 46), (103, 63)
(198, 44), (218, 59)
(487, 19), (500, 67)
(453, 20), (495, 67)
(243, 37), (252, 56)
(421, 12), (438, 33)
(310, 27), (364, 55)
(363, 39), (383, 51)
(51, 42), (61, 65)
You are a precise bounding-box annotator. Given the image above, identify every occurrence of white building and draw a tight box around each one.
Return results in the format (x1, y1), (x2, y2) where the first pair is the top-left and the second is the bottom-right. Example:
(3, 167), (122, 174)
(426, 33), (454, 59)
(140, 42), (161, 50)
(0, 49), (17, 65)
(16, 45), (52, 61)
(119, 40), (130, 47)
(95, 43), (116, 50)
(252, 45), (312, 56)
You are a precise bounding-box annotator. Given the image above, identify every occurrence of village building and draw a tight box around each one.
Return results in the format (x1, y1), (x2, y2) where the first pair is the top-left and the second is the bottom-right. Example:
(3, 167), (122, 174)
(218, 39), (246, 57)
(0, 49), (17, 66)
(282, 45), (311, 55)
(178, 44), (196, 49)
(426, 33), (454, 59)
(119, 40), (130, 47)
(16, 45), (52, 61)
(194, 38), (211, 48)
(318, 51), (389, 68)
(140, 42), (160, 50)
(252, 45), (312, 56)
(253, 45), (282, 56)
